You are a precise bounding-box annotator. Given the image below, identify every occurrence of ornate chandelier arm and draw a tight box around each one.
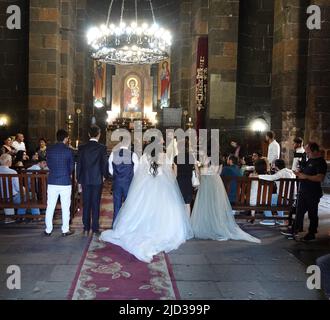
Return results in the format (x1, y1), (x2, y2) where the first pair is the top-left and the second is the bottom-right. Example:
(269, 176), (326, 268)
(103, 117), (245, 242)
(106, 0), (115, 27)
(149, 0), (156, 25)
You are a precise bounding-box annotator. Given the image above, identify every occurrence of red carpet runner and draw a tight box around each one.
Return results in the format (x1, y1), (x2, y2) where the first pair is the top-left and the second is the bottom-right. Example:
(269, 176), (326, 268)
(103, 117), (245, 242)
(68, 182), (180, 300)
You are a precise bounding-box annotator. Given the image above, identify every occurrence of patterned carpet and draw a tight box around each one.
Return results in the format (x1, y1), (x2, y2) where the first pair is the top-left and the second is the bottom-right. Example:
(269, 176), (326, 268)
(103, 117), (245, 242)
(68, 182), (180, 300)
(68, 238), (179, 300)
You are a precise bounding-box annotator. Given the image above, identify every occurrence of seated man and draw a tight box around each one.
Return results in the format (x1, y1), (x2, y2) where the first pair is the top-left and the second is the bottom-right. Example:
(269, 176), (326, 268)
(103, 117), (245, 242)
(0, 153), (26, 220)
(221, 155), (243, 206)
(258, 159), (296, 226)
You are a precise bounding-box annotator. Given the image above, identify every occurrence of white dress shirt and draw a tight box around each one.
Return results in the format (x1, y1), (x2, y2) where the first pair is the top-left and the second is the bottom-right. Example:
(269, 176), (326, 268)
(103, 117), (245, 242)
(292, 146), (305, 172)
(12, 141), (26, 152)
(259, 168), (297, 196)
(108, 147), (139, 176)
(267, 140), (280, 166)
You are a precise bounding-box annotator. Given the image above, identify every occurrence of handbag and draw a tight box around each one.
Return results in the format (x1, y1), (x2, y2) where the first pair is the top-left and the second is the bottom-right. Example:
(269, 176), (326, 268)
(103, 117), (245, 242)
(192, 170), (200, 187)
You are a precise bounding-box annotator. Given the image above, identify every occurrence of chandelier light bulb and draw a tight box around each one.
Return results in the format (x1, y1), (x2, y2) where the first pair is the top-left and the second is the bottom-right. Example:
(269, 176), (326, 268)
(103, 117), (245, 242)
(87, 1), (171, 65)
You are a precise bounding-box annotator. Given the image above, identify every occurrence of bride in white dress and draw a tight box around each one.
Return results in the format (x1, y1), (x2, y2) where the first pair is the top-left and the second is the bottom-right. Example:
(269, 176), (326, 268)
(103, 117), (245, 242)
(100, 149), (193, 263)
(191, 155), (261, 243)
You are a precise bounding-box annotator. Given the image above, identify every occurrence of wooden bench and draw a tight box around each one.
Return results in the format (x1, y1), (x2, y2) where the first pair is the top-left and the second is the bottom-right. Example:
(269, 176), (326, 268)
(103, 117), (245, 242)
(0, 169), (79, 221)
(221, 176), (298, 221)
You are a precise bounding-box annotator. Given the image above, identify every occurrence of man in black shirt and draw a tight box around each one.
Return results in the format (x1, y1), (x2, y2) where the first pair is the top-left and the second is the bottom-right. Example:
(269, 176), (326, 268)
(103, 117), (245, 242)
(292, 142), (327, 241)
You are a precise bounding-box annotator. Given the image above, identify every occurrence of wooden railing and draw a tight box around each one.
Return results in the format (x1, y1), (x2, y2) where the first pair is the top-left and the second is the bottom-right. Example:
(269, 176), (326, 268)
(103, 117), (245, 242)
(221, 176), (298, 219)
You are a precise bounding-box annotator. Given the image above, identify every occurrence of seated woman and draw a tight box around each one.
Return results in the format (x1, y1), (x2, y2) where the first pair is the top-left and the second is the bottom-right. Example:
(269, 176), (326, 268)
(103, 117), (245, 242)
(1, 137), (16, 157)
(32, 138), (47, 161)
(13, 150), (29, 168)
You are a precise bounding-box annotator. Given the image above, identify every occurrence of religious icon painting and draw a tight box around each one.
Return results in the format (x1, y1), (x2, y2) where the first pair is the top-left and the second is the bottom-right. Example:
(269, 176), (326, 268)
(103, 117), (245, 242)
(123, 75), (142, 115)
(93, 61), (106, 108)
(158, 59), (171, 109)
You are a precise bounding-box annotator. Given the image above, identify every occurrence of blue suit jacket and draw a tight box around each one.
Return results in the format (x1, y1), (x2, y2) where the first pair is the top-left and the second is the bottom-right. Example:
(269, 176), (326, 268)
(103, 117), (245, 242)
(46, 143), (74, 186)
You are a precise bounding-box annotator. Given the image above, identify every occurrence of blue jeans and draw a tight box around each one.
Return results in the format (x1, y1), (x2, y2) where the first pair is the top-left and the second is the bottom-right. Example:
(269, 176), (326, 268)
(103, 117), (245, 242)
(264, 194), (284, 218)
(14, 194), (40, 215)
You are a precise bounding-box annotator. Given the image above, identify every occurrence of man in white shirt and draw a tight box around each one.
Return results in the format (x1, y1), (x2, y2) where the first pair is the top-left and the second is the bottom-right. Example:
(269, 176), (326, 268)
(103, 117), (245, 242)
(266, 131), (280, 168)
(258, 159), (296, 226)
(108, 139), (139, 226)
(12, 133), (27, 153)
(292, 137), (306, 172)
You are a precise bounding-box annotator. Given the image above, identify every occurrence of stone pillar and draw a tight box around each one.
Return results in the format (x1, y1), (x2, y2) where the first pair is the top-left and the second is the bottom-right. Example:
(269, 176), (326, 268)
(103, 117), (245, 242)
(305, 1), (330, 159)
(28, 0), (62, 144)
(60, 0), (76, 136)
(207, 0), (239, 129)
(271, 0), (309, 164)
(170, 0), (193, 114)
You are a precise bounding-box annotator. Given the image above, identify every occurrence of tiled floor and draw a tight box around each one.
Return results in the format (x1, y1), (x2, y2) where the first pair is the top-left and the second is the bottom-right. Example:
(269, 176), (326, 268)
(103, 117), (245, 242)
(0, 195), (329, 300)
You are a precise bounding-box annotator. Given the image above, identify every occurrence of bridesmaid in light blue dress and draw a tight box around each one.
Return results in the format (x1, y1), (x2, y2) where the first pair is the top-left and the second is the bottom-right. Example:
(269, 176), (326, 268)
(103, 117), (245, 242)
(191, 155), (260, 243)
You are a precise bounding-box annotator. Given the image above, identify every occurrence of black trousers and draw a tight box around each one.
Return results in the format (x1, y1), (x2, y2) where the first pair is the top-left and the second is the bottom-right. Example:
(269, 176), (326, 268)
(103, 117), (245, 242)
(294, 192), (320, 234)
(82, 184), (103, 232)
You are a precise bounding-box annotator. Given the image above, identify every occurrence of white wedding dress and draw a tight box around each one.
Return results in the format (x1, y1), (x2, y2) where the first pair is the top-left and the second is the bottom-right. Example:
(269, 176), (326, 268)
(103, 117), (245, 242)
(191, 163), (261, 244)
(100, 153), (194, 263)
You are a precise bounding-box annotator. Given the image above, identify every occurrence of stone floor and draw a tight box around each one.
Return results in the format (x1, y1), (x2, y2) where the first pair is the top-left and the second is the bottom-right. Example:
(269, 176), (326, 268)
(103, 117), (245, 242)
(0, 195), (329, 300)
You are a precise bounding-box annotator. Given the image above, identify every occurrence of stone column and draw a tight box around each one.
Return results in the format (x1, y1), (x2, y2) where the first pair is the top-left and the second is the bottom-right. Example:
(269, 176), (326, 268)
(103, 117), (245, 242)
(207, 0), (239, 129)
(271, 0), (309, 163)
(305, 1), (330, 159)
(28, 0), (62, 144)
(171, 0), (193, 113)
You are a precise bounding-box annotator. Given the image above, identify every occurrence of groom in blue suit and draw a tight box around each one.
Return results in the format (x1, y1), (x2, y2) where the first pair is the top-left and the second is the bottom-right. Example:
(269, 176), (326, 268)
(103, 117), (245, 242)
(109, 140), (139, 227)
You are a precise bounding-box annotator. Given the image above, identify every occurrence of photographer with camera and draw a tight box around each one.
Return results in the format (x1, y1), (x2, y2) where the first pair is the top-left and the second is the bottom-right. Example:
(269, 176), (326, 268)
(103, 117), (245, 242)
(283, 142), (327, 241)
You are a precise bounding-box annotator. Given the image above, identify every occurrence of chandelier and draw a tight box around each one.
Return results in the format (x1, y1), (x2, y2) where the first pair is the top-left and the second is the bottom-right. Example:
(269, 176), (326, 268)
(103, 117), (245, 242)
(87, 0), (172, 65)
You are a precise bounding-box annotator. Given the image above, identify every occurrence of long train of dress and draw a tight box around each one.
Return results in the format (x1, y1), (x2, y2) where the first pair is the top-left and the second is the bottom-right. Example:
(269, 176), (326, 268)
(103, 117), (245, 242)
(100, 154), (193, 263)
(191, 169), (261, 244)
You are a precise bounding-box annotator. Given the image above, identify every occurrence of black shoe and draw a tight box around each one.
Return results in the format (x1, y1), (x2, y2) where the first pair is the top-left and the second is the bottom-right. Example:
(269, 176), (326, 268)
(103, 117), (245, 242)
(44, 231), (52, 237)
(62, 230), (75, 237)
(302, 233), (316, 242)
(82, 230), (90, 237)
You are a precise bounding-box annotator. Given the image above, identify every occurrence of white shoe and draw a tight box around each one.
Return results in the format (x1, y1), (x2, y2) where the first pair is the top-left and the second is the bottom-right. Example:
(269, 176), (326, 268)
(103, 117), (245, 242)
(276, 220), (287, 226)
(259, 220), (275, 226)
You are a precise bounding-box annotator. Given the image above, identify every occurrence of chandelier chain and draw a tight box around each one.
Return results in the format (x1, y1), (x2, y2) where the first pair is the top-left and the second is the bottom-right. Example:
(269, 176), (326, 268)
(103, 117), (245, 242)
(120, 0), (125, 25)
(149, 0), (156, 24)
(135, 0), (138, 24)
(106, 0), (115, 27)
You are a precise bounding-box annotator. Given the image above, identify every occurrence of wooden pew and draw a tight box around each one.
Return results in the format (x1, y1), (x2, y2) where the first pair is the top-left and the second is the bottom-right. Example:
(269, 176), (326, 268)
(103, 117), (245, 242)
(0, 170), (78, 221)
(221, 176), (297, 220)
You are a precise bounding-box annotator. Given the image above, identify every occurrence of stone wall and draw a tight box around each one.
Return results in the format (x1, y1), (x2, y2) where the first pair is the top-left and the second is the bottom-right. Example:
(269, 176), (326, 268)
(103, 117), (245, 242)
(0, 0), (29, 140)
(28, 0), (89, 147)
(236, 0), (274, 134)
(305, 0), (330, 159)
(271, 0), (309, 163)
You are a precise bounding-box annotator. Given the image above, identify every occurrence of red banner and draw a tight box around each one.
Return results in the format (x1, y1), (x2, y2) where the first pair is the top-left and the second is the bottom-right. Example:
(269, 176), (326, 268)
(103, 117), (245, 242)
(195, 37), (208, 131)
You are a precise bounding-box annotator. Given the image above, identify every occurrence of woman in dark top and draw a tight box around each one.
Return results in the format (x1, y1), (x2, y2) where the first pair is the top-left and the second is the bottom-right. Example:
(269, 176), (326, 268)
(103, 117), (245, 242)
(1, 137), (16, 157)
(173, 138), (198, 216)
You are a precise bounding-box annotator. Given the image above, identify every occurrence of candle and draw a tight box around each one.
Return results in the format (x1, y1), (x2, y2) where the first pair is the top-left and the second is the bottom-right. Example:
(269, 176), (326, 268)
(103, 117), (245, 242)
(68, 114), (72, 120)
(189, 117), (192, 122)
(76, 140), (79, 148)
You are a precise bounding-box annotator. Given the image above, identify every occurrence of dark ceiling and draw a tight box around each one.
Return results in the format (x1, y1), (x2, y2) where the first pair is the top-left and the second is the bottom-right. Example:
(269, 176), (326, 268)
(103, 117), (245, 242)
(86, 0), (179, 31)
